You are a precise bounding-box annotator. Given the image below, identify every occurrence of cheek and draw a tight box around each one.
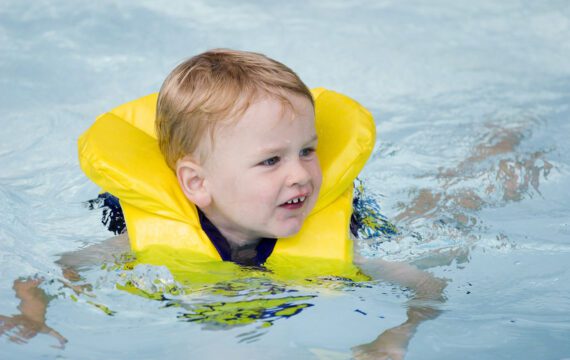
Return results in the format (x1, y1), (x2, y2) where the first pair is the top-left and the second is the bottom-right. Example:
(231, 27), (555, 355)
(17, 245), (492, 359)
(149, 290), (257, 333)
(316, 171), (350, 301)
(208, 167), (243, 204)
(232, 173), (276, 204)
(311, 161), (323, 190)
(251, 176), (285, 207)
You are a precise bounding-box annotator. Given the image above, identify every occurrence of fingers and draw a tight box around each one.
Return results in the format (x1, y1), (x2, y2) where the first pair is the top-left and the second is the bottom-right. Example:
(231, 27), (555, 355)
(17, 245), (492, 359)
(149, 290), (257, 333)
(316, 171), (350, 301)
(45, 327), (68, 349)
(17, 324), (37, 340)
(0, 315), (67, 348)
(9, 334), (28, 344)
(3, 321), (36, 344)
(0, 316), (18, 335)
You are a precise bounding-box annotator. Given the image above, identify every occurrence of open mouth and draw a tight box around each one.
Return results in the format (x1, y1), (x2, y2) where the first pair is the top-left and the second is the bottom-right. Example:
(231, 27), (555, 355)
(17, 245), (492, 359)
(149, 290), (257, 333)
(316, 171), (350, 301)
(280, 195), (307, 209)
(285, 196), (305, 205)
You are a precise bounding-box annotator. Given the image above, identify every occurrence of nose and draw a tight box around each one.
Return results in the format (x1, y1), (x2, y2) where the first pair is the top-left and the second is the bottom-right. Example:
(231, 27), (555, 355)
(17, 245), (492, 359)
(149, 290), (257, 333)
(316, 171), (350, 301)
(285, 159), (312, 187)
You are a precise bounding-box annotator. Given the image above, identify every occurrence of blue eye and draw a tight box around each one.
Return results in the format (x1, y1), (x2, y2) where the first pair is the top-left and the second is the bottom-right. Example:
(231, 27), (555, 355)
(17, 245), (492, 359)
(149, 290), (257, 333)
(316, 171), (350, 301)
(300, 147), (316, 158)
(260, 156), (280, 166)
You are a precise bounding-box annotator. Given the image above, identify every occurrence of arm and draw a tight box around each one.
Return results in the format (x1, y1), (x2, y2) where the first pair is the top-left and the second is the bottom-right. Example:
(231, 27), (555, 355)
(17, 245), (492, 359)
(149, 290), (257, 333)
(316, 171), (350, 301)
(0, 278), (67, 348)
(56, 232), (130, 270)
(1, 233), (130, 347)
(352, 253), (446, 360)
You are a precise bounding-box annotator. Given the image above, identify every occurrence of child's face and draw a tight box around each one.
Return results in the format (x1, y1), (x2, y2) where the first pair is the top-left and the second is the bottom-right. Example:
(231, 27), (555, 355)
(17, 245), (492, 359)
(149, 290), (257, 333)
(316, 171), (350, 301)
(200, 93), (321, 242)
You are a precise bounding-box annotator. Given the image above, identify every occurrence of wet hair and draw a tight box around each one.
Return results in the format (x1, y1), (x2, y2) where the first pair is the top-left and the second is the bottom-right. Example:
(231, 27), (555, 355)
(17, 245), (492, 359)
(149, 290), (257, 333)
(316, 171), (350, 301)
(156, 48), (314, 169)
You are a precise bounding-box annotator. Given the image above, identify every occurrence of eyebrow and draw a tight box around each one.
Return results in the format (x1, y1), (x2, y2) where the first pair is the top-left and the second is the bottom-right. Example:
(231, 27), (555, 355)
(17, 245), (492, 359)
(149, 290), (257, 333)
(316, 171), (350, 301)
(258, 135), (318, 155)
(305, 134), (319, 144)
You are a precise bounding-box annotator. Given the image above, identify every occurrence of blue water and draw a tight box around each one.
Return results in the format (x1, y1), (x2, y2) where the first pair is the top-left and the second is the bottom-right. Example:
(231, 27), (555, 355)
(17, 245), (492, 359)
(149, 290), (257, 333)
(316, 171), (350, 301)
(1, 1), (570, 359)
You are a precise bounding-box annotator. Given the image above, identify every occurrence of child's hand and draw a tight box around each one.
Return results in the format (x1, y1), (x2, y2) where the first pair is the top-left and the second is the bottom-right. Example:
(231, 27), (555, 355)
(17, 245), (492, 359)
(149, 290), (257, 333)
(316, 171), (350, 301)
(0, 278), (67, 348)
(352, 325), (410, 360)
(0, 313), (67, 348)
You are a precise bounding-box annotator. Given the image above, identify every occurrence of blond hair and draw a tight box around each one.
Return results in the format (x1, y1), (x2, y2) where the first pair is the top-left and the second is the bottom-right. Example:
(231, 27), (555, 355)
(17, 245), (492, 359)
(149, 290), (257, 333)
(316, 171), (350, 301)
(156, 49), (314, 169)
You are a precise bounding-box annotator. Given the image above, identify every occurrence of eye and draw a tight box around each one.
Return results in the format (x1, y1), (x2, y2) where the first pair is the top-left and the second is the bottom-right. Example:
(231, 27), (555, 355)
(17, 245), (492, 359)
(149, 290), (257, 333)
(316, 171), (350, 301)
(259, 156), (280, 166)
(300, 147), (316, 158)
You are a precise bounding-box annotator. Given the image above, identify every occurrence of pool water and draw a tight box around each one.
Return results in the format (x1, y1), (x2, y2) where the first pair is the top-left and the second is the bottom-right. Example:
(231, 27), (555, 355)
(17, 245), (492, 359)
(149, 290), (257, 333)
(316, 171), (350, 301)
(1, 1), (570, 359)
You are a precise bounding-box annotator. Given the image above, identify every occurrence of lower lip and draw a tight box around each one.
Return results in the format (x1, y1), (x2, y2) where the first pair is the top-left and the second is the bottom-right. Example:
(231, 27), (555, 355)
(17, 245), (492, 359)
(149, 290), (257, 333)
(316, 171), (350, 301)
(279, 200), (305, 210)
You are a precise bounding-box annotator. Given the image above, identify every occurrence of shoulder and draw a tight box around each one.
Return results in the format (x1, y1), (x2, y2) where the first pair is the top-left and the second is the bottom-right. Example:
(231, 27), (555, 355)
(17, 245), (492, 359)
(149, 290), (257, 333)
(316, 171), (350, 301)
(56, 232), (131, 270)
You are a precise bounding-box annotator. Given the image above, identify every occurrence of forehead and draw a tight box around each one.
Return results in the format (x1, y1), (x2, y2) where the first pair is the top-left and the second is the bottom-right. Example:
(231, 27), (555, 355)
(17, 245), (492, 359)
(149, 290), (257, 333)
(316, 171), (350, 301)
(217, 93), (315, 147)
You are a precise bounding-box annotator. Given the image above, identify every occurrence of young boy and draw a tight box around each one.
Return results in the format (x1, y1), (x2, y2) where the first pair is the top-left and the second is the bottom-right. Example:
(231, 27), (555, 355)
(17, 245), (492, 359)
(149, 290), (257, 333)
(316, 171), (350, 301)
(155, 49), (321, 265)
(78, 48), (374, 271)
(3, 49), (445, 359)
(83, 49), (446, 358)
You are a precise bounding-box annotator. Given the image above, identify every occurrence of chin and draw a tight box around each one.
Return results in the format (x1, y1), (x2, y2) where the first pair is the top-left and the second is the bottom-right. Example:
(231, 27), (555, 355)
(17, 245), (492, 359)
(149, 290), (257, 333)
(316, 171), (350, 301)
(277, 229), (301, 239)
(272, 222), (304, 239)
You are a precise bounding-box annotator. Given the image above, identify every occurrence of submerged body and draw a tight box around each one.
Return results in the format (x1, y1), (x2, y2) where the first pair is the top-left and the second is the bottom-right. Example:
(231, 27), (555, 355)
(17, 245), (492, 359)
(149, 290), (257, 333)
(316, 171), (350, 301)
(78, 80), (448, 359)
(4, 51), (445, 359)
(78, 87), (371, 267)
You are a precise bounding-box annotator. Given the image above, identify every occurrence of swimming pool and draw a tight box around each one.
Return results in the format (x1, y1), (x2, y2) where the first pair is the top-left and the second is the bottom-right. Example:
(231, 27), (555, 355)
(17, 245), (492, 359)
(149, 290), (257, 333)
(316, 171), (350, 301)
(1, 0), (569, 358)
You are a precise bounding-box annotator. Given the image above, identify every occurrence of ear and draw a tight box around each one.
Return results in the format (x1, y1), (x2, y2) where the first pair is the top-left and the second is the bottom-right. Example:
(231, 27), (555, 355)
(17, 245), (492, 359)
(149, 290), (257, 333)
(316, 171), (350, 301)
(176, 157), (212, 208)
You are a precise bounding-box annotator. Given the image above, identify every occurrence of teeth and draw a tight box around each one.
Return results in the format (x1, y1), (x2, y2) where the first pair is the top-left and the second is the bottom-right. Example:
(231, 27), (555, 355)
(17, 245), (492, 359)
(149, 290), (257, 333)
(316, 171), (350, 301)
(286, 196), (306, 205)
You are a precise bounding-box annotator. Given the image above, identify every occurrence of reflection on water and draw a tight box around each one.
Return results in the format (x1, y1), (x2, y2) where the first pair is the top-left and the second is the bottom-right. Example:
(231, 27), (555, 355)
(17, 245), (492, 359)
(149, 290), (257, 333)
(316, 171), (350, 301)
(2, 0), (570, 358)
(117, 273), (317, 331)
(364, 115), (556, 266)
(178, 295), (315, 331)
(397, 118), (551, 225)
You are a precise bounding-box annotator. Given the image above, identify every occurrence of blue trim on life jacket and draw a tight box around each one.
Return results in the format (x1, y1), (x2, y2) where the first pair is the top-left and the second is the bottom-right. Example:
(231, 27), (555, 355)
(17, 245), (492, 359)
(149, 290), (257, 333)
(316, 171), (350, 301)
(85, 193), (126, 235)
(87, 192), (276, 266)
(88, 180), (397, 262)
(196, 208), (277, 266)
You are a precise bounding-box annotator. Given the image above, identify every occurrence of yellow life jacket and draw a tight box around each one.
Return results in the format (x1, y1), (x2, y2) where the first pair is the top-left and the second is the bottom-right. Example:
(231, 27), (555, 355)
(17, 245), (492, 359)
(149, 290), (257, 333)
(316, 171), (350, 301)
(78, 88), (375, 279)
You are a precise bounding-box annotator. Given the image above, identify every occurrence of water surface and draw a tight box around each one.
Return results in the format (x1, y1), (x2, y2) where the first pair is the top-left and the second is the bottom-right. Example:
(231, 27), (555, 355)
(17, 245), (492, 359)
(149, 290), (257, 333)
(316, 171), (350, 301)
(1, 1), (569, 359)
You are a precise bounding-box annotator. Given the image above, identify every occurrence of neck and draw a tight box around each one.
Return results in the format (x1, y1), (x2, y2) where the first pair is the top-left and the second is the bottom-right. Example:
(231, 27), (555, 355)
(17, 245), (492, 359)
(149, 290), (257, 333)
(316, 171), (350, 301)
(198, 208), (261, 250)
(222, 229), (261, 251)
